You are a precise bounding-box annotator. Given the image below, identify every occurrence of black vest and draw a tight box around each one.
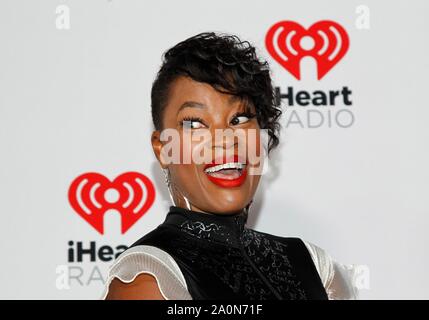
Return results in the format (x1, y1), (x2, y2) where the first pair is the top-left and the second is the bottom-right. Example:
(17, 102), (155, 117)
(131, 206), (328, 300)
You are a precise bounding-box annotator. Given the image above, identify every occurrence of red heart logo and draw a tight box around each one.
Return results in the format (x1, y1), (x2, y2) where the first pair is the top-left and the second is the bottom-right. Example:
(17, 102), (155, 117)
(265, 20), (349, 80)
(68, 172), (155, 234)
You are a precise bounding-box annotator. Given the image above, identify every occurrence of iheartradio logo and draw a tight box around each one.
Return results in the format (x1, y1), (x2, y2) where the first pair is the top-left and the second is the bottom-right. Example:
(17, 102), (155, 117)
(265, 20), (349, 80)
(68, 172), (155, 235)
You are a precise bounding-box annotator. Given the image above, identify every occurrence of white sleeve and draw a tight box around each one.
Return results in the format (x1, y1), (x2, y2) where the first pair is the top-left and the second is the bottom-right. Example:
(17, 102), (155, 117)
(101, 245), (192, 300)
(303, 241), (359, 300)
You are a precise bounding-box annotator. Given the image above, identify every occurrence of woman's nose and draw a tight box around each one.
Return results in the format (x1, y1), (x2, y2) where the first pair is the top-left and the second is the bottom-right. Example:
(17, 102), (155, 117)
(211, 127), (240, 152)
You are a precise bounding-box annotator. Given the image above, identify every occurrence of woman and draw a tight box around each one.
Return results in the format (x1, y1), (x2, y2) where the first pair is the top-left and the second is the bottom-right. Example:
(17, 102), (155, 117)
(102, 32), (358, 300)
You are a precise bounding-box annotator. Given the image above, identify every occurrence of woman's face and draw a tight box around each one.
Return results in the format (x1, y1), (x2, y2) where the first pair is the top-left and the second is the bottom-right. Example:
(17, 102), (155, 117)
(152, 76), (263, 214)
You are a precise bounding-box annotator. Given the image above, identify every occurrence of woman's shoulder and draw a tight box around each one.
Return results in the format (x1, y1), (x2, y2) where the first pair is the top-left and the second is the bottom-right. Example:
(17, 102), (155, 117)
(101, 244), (192, 300)
(301, 240), (360, 300)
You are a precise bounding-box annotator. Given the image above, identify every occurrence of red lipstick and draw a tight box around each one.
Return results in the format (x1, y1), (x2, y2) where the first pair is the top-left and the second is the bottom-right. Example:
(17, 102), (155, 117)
(204, 154), (247, 188)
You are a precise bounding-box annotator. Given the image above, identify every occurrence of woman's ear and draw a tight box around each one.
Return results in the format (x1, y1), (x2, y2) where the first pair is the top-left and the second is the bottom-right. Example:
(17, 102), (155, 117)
(151, 130), (167, 169)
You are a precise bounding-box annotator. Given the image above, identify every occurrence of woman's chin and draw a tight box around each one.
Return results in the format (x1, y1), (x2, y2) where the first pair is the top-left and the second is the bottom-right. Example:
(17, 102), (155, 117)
(195, 186), (256, 214)
(201, 199), (249, 215)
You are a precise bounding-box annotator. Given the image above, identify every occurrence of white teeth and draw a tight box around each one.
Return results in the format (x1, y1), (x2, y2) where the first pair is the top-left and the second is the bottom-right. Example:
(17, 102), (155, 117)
(204, 162), (245, 174)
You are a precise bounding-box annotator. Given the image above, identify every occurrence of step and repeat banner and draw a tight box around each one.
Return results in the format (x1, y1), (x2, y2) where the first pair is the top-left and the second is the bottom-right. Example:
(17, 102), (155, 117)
(0, 0), (428, 299)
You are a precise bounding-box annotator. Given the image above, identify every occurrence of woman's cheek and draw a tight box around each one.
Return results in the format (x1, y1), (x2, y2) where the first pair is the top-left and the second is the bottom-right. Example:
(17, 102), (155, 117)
(197, 135), (212, 165)
(184, 130), (213, 165)
(245, 127), (264, 176)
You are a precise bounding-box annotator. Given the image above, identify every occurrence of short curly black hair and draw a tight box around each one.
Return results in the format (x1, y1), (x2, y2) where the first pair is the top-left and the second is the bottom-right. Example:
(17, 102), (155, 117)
(151, 32), (282, 153)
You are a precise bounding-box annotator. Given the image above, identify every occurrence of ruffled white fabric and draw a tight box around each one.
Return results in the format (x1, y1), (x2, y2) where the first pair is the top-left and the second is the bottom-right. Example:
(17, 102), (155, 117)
(101, 245), (192, 300)
(303, 241), (359, 300)
(102, 241), (358, 300)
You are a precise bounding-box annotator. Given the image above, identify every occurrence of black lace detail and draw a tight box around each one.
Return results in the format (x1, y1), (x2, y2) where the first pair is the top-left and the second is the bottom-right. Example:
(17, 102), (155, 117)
(179, 220), (238, 245)
(241, 228), (307, 300)
(173, 233), (279, 299)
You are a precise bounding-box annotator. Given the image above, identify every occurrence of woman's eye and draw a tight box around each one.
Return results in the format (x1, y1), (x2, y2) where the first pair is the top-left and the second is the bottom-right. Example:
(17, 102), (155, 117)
(182, 119), (206, 129)
(230, 115), (251, 126)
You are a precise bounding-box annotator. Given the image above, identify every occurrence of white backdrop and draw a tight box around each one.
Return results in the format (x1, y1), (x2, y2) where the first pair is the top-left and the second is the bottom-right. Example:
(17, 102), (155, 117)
(1, 0), (428, 299)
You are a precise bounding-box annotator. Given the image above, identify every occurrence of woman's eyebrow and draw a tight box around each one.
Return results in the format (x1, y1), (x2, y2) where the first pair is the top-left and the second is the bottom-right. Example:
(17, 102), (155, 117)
(178, 101), (206, 112)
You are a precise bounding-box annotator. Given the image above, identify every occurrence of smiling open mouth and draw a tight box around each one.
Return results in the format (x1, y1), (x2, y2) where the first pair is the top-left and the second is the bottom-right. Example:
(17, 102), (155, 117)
(203, 156), (247, 188)
(204, 162), (245, 179)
